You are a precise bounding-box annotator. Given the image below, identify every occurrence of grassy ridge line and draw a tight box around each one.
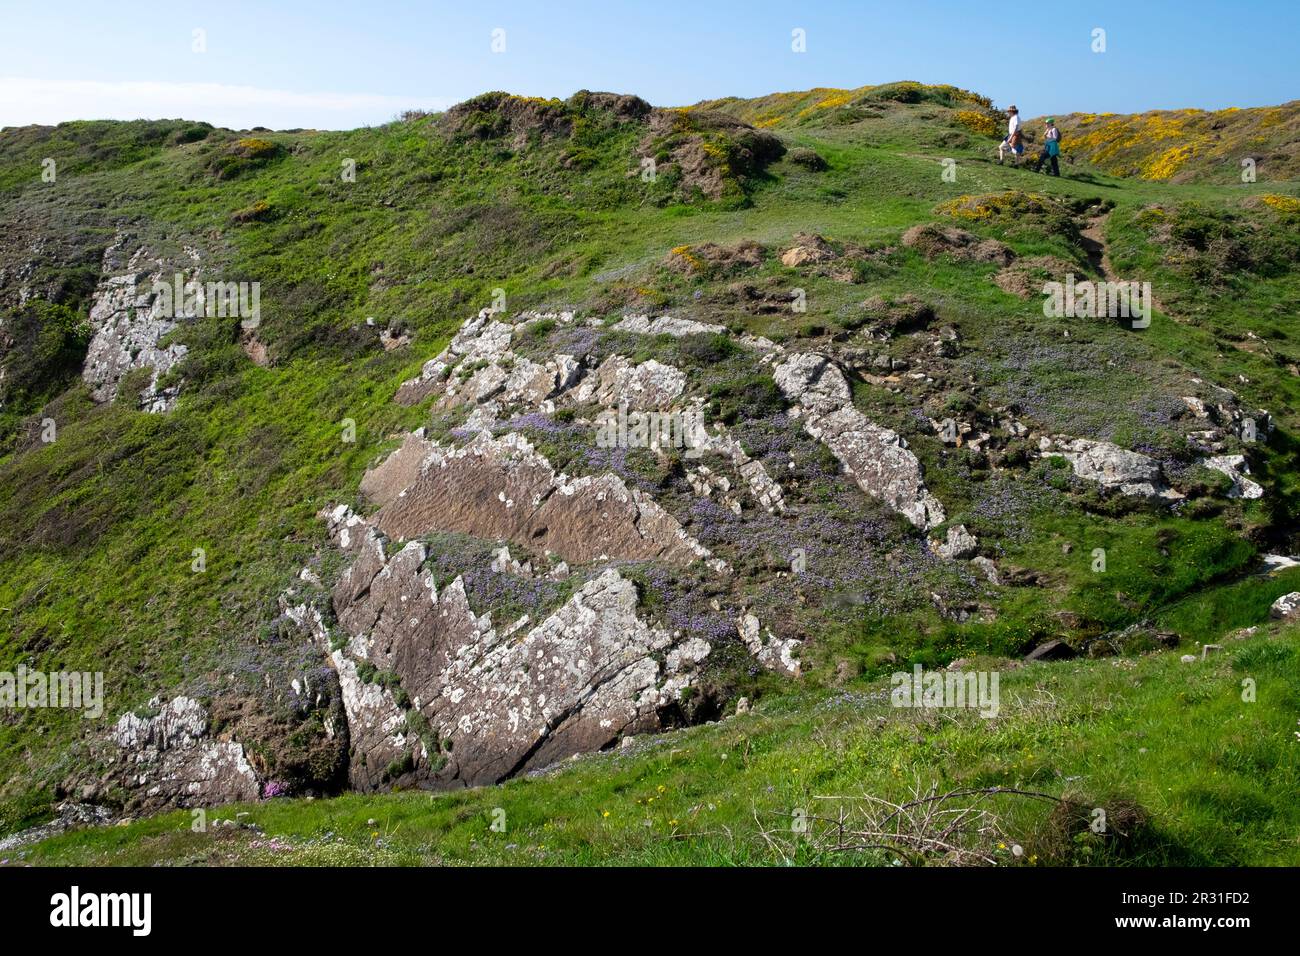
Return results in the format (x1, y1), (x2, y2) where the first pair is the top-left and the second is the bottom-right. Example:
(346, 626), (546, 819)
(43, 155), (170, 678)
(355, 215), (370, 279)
(11, 623), (1300, 867)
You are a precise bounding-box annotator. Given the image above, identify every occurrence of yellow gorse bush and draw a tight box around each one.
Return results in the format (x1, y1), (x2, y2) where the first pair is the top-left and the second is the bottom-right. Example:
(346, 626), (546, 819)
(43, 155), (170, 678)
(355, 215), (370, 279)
(954, 110), (998, 137)
(236, 137), (277, 158)
(1142, 144), (1195, 180)
(1058, 103), (1298, 181)
(1261, 194), (1300, 214)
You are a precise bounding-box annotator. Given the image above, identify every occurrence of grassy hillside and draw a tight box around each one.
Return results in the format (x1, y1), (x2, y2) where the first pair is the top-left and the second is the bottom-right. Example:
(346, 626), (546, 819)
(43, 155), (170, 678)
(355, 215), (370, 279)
(14, 619), (1300, 866)
(1, 84), (1299, 862)
(1049, 104), (1300, 183)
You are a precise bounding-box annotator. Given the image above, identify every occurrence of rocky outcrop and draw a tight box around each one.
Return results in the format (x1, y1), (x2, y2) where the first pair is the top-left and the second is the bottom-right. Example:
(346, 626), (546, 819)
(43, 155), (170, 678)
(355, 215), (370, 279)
(1269, 592), (1300, 621)
(395, 308), (519, 406)
(931, 524), (978, 561)
(361, 430), (725, 570)
(737, 612), (802, 678)
(572, 354), (686, 409)
(613, 314), (726, 337)
(107, 696), (260, 811)
(283, 599), (427, 791)
(0, 802), (114, 853)
(1039, 437), (1178, 499)
(1180, 383), (1272, 455)
(396, 309), (692, 423)
(296, 519), (713, 787)
(971, 555), (1001, 585)
(491, 545), (570, 580)
(774, 352), (946, 529)
(690, 426), (787, 515)
(82, 237), (190, 412)
(1202, 454), (1264, 499)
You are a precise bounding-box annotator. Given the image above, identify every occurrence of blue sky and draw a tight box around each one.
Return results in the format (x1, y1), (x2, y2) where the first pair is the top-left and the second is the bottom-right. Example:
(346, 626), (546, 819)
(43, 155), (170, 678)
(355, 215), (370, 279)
(1, 0), (1295, 129)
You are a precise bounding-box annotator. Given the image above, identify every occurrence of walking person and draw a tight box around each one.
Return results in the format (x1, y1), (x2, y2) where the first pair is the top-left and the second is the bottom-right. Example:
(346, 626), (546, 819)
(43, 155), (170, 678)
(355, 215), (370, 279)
(997, 105), (1023, 165)
(1034, 117), (1061, 176)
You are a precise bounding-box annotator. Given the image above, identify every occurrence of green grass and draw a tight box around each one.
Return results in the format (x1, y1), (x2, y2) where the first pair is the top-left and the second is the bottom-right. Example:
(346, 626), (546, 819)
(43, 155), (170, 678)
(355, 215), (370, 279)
(12, 623), (1300, 866)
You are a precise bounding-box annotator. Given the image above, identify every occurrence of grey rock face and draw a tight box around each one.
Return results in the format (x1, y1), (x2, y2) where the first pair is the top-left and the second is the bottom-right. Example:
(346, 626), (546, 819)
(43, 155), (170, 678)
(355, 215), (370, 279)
(308, 520), (712, 787)
(693, 426), (787, 515)
(931, 524), (978, 561)
(0, 802), (114, 853)
(82, 240), (189, 412)
(108, 696), (260, 811)
(971, 555), (1001, 585)
(1269, 591), (1300, 621)
(1040, 437), (1176, 498)
(572, 355), (686, 409)
(773, 352), (945, 529)
(395, 308), (692, 427)
(613, 314), (727, 337)
(737, 612), (802, 677)
(773, 352), (852, 413)
(1202, 455), (1264, 499)
(285, 597), (427, 791)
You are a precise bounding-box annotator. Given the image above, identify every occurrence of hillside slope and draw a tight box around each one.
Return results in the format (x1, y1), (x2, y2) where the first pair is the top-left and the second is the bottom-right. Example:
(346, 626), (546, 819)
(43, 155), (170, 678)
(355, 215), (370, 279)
(1, 84), (1299, 863)
(1049, 103), (1300, 183)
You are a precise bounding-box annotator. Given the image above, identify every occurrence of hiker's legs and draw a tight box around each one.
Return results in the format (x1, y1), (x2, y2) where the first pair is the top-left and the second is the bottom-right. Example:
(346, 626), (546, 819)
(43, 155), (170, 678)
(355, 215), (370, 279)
(1049, 154), (1060, 176)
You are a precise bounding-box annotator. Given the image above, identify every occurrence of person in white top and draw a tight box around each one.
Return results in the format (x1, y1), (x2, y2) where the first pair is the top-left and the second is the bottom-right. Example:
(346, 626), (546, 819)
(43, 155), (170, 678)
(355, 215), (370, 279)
(997, 105), (1023, 165)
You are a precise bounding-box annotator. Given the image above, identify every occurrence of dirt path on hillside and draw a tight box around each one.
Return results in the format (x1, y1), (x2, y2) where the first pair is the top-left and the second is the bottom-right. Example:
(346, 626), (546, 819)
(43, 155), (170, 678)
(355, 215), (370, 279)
(1080, 210), (1114, 280)
(1080, 209), (1175, 321)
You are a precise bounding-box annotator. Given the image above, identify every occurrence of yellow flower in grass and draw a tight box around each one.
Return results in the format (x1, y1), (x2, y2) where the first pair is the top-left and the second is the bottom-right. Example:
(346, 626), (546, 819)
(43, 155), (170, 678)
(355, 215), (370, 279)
(1261, 194), (1300, 214)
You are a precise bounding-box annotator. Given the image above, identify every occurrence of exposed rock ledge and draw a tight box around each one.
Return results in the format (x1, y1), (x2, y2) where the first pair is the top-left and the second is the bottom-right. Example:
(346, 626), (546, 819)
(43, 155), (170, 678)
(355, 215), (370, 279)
(1039, 437), (1181, 499)
(287, 524), (712, 788)
(107, 696), (260, 812)
(82, 236), (192, 412)
(773, 352), (946, 529)
(360, 430), (728, 571)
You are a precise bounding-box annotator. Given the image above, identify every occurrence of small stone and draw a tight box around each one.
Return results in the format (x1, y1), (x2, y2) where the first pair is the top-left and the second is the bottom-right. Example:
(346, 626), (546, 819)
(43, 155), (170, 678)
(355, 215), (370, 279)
(1025, 639), (1075, 662)
(931, 524), (978, 561)
(735, 697), (751, 715)
(1269, 591), (1300, 621)
(971, 555), (1001, 585)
